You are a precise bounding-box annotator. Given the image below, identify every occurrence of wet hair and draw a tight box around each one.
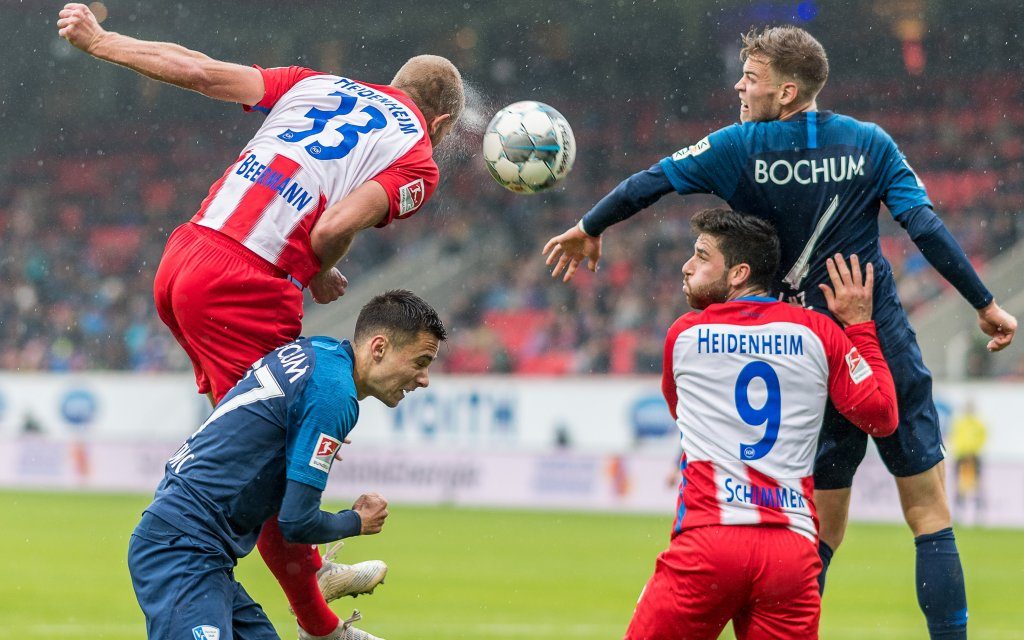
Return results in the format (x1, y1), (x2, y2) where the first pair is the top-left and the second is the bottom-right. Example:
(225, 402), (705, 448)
(391, 55), (465, 126)
(354, 289), (447, 345)
(740, 26), (829, 101)
(691, 208), (780, 291)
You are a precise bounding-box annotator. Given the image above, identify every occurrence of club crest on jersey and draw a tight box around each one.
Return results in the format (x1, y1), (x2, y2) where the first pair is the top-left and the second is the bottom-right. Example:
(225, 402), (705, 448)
(310, 433), (342, 472)
(671, 136), (710, 161)
(192, 625), (221, 640)
(845, 347), (873, 384)
(398, 178), (425, 216)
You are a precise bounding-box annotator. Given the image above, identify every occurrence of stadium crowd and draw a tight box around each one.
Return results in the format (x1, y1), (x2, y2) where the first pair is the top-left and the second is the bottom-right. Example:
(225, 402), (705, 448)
(0, 76), (1021, 376)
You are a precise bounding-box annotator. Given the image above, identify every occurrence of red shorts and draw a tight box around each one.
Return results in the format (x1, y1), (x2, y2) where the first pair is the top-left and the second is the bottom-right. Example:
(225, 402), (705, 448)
(625, 526), (821, 640)
(153, 223), (305, 402)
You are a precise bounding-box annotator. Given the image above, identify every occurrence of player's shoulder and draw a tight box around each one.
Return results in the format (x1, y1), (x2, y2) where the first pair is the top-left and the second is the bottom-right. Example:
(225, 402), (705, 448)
(827, 111), (894, 143)
(666, 310), (704, 339)
(305, 336), (359, 400)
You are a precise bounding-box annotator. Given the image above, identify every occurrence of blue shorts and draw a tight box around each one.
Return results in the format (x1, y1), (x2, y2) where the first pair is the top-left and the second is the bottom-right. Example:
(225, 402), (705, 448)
(814, 336), (944, 490)
(127, 512), (277, 640)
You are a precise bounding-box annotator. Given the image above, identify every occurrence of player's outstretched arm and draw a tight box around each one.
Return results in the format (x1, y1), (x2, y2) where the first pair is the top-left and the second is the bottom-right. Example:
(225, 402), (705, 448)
(543, 164), (674, 282)
(977, 300), (1017, 352)
(57, 3), (263, 105)
(543, 222), (601, 282)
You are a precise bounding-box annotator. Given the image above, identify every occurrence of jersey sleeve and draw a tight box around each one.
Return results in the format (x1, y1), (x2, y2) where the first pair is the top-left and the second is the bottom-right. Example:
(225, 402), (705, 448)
(284, 348), (360, 490)
(243, 65), (325, 114)
(816, 317), (899, 437)
(662, 314), (700, 420)
(657, 125), (744, 200)
(875, 125), (932, 217)
(369, 145), (439, 227)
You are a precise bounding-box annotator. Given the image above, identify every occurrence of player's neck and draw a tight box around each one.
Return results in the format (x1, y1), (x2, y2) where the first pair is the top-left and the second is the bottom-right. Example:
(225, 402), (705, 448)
(726, 286), (770, 302)
(779, 99), (817, 122)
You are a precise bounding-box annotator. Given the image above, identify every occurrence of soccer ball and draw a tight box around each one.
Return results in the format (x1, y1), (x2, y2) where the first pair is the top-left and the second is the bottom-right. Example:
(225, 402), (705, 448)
(482, 101), (576, 194)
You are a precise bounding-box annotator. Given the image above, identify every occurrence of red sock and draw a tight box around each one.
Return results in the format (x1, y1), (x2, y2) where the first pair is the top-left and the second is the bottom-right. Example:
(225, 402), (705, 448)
(257, 516), (338, 636)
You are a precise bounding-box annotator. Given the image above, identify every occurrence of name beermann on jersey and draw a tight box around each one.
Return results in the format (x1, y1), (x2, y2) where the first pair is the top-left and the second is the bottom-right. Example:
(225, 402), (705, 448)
(696, 328), (804, 355)
(236, 154), (313, 211)
(334, 77), (420, 135)
(754, 155), (865, 185)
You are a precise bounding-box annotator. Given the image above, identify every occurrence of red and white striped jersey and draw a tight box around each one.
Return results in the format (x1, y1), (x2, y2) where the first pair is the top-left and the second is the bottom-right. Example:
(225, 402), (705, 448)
(192, 66), (439, 285)
(662, 297), (897, 543)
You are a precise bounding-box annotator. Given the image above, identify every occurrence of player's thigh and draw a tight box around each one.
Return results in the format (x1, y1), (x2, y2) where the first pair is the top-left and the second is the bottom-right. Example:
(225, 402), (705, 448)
(733, 529), (821, 640)
(625, 527), (746, 640)
(230, 579), (279, 640)
(873, 339), (945, 478)
(128, 515), (236, 640)
(814, 398), (869, 490)
(166, 250), (303, 400)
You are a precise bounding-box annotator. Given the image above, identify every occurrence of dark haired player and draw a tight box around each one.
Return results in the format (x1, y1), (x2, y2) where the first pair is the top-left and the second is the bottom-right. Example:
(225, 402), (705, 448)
(128, 290), (447, 640)
(627, 208), (896, 639)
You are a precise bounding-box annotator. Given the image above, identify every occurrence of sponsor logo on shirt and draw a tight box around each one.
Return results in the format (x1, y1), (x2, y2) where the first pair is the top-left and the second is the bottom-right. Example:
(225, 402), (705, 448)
(398, 178), (425, 216)
(192, 626), (221, 640)
(310, 433), (342, 472)
(845, 347), (873, 383)
(671, 136), (710, 161)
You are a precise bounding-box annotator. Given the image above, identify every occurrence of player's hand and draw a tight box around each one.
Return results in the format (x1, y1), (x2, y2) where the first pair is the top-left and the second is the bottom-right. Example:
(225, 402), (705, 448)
(57, 3), (106, 54)
(309, 268), (348, 304)
(352, 492), (389, 535)
(333, 437), (352, 462)
(977, 300), (1017, 352)
(543, 223), (601, 282)
(819, 253), (874, 327)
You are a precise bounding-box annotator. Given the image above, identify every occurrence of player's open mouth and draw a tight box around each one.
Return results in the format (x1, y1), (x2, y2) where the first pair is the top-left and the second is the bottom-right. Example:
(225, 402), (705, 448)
(740, 101), (749, 112)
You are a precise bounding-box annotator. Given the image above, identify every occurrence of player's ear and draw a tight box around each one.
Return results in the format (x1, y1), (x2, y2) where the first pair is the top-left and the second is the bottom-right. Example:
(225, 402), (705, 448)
(370, 334), (389, 361)
(778, 81), (799, 106)
(730, 263), (752, 288)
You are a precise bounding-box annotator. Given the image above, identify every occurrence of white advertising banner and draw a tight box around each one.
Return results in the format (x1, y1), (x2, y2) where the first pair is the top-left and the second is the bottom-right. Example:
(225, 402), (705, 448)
(0, 373), (1021, 525)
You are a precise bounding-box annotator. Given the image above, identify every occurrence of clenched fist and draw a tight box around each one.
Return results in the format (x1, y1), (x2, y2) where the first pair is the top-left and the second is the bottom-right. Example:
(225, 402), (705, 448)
(351, 492), (389, 535)
(57, 3), (106, 53)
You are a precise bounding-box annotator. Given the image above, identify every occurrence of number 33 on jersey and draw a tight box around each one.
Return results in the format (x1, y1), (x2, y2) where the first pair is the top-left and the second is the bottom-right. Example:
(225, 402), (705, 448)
(191, 66), (439, 287)
(662, 297), (897, 542)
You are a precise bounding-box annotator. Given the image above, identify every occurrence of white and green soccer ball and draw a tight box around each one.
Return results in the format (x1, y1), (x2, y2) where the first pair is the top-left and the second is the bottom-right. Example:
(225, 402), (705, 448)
(482, 101), (576, 194)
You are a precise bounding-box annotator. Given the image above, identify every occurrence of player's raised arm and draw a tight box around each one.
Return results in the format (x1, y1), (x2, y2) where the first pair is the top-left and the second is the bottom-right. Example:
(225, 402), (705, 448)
(543, 163), (676, 281)
(819, 254), (899, 436)
(57, 3), (264, 105)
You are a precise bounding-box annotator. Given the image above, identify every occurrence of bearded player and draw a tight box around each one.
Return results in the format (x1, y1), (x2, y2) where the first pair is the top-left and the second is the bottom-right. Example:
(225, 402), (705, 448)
(546, 26), (1015, 639)
(57, 3), (464, 638)
(626, 208), (897, 639)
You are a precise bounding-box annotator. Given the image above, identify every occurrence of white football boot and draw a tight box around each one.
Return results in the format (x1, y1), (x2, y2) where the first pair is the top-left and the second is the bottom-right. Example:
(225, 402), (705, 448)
(317, 542), (388, 602)
(297, 610), (384, 640)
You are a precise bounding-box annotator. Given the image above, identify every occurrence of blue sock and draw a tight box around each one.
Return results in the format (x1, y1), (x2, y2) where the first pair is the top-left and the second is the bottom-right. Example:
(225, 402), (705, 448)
(915, 527), (968, 639)
(817, 540), (834, 595)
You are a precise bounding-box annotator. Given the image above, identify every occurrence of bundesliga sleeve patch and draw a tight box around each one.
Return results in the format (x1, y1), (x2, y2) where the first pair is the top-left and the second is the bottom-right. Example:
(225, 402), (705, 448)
(845, 347), (873, 384)
(309, 433), (342, 473)
(398, 178), (425, 215)
(670, 136), (710, 161)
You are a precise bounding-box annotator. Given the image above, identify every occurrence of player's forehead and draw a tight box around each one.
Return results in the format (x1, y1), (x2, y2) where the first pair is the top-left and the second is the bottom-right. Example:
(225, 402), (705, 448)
(397, 331), (439, 360)
(742, 54), (775, 79)
(694, 233), (722, 256)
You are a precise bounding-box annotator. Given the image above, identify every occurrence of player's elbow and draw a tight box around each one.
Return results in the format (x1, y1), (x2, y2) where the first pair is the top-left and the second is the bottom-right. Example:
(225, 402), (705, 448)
(864, 398), (899, 438)
(277, 517), (315, 545)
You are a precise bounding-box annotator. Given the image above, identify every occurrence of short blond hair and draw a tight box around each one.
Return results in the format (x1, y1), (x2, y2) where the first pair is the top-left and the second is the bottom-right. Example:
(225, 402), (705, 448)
(741, 26), (829, 100)
(392, 55), (464, 125)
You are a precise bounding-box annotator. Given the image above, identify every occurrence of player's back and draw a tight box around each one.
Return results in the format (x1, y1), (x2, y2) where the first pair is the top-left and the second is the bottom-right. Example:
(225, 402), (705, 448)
(145, 336), (358, 559)
(193, 69), (438, 285)
(664, 297), (853, 542)
(660, 112), (930, 349)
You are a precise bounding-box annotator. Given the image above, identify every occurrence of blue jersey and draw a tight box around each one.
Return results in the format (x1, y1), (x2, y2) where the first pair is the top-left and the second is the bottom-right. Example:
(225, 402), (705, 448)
(145, 337), (359, 559)
(659, 111), (930, 350)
